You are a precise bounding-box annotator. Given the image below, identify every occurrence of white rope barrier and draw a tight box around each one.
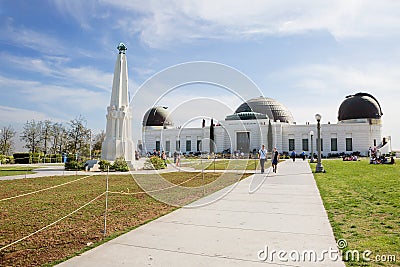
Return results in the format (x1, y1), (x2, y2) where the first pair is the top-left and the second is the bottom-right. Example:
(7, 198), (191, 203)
(108, 172), (202, 196)
(0, 192), (106, 252)
(0, 174), (95, 202)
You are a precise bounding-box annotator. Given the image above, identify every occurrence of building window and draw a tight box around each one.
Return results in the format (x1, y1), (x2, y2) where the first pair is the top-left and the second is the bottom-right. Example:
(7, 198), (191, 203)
(346, 138), (353, 151)
(155, 141), (160, 151)
(165, 141), (170, 152)
(186, 140), (191, 152)
(176, 140), (180, 151)
(331, 138), (338, 151)
(302, 139), (309, 151)
(374, 139), (377, 147)
(197, 140), (202, 151)
(289, 139), (295, 151)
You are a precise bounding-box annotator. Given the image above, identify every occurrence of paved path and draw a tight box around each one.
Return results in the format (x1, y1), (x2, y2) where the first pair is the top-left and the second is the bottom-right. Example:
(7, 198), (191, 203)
(58, 160), (344, 266)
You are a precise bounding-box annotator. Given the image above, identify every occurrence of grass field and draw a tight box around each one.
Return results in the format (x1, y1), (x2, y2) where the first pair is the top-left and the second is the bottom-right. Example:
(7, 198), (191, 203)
(313, 159), (399, 266)
(0, 171), (250, 266)
(0, 166), (37, 177)
(181, 158), (270, 171)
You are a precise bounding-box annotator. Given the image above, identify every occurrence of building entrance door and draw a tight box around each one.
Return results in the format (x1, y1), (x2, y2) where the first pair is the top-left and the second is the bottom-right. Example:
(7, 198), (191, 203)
(236, 132), (250, 153)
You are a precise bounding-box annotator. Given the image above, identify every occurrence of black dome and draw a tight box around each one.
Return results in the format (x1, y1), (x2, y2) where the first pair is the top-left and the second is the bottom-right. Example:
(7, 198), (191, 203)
(338, 93), (383, 121)
(143, 106), (173, 127)
(231, 97), (294, 123)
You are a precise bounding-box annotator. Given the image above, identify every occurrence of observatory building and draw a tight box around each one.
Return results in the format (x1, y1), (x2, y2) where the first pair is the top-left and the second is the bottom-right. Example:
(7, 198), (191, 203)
(142, 93), (392, 156)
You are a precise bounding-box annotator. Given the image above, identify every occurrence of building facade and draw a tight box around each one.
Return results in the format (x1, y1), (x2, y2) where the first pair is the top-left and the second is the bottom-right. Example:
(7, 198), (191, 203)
(142, 93), (390, 157)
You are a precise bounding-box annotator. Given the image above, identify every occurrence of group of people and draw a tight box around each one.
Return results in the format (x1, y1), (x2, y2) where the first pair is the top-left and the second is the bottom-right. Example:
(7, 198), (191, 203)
(370, 156), (395, 165)
(343, 155), (358, 161)
(289, 150), (307, 161)
(149, 149), (168, 166)
(368, 146), (395, 165)
(259, 145), (279, 174)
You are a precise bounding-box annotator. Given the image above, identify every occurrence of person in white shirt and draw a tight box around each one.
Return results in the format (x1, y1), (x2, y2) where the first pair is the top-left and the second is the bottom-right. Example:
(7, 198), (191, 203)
(259, 144), (267, 174)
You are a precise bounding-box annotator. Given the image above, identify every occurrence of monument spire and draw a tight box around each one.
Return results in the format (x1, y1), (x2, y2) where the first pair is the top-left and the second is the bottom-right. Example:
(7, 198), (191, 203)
(101, 43), (134, 164)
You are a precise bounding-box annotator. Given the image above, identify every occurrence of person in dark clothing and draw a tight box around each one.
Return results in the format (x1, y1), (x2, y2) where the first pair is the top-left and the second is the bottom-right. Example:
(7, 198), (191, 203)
(291, 150), (296, 162)
(272, 147), (279, 173)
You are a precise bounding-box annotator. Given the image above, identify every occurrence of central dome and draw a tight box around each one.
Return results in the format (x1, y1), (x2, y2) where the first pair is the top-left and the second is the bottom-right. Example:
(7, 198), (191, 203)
(228, 96), (294, 123)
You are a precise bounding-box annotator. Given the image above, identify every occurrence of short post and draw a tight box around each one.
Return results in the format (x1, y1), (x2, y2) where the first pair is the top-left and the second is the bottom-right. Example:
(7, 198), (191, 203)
(201, 158), (205, 195)
(104, 166), (109, 237)
(213, 156), (216, 173)
(310, 130), (315, 163)
(315, 114), (325, 173)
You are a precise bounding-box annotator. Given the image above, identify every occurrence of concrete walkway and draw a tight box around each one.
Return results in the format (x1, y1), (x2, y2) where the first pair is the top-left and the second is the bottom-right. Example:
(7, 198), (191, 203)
(58, 160), (344, 267)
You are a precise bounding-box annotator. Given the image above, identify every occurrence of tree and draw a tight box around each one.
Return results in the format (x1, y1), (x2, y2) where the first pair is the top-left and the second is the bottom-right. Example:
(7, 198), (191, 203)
(92, 130), (105, 155)
(21, 120), (42, 153)
(67, 116), (90, 156)
(0, 125), (16, 155)
(267, 119), (273, 152)
(210, 118), (215, 153)
(41, 120), (52, 155)
(50, 122), (67, 154)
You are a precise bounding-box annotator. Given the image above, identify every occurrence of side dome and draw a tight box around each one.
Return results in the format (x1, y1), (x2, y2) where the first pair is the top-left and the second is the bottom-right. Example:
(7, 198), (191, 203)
(338, 93), (383, 121)
(143, 106), (173, 127)
(230, 96), (294, 123)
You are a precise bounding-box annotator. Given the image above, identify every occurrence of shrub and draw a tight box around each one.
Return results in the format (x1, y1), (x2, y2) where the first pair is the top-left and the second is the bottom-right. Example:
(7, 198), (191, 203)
(144, 156), (166, 170)
(64, 160), (84, 171)
(99, 159), (111, 171)
(13, 153), (30, 164)
(30, 153), (42, 163)
(112, 157), (129, 172)
(0, 155), (14, 164)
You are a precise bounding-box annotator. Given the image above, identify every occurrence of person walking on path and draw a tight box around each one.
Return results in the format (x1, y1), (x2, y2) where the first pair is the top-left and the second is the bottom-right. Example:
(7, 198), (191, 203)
(161, 151), (167, 166)
(259, 144), (267, 174)
(272, 147), (279, 173)
(176, 152), (181, 167)
(291, 150), (296, 162)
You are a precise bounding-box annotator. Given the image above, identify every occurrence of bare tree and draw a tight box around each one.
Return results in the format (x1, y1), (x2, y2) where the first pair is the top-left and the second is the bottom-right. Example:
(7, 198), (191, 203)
(41, 120), (52, 155)
(0, 125), (16, 155)
(20, 120), (42, 153)
(67, 116), (90, 156)
(50, 122), (67, 154)
(92, 130), (105, 152)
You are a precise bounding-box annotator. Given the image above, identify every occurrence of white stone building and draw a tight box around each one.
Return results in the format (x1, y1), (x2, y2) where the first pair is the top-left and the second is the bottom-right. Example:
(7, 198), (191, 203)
(142, 93), (391, 157)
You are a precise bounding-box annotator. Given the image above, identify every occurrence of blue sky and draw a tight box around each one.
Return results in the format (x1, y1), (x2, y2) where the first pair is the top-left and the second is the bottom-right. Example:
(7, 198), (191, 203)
(1, 0), (399, 150)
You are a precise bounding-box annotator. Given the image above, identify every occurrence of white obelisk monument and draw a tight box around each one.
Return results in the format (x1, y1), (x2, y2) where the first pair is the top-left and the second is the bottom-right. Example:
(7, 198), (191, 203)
(101, 43), (134, 164)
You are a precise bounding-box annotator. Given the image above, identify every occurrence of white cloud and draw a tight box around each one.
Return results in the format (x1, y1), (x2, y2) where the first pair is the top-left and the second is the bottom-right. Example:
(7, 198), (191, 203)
(1, 53), (113, 91)
(0, 105), (61, 124)
(0, 18), (66, 54)
(0, 75), (109, 119)
(52, 0), (96, 30)
(99, 0), (400, 47)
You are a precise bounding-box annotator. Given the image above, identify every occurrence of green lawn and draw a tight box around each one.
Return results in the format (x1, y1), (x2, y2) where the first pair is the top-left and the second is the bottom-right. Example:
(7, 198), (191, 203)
(313, 159), (399, 266)
(0, 166), (37, 177)
(0, 171), (250, 266)
(181, 158), (271, 171)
